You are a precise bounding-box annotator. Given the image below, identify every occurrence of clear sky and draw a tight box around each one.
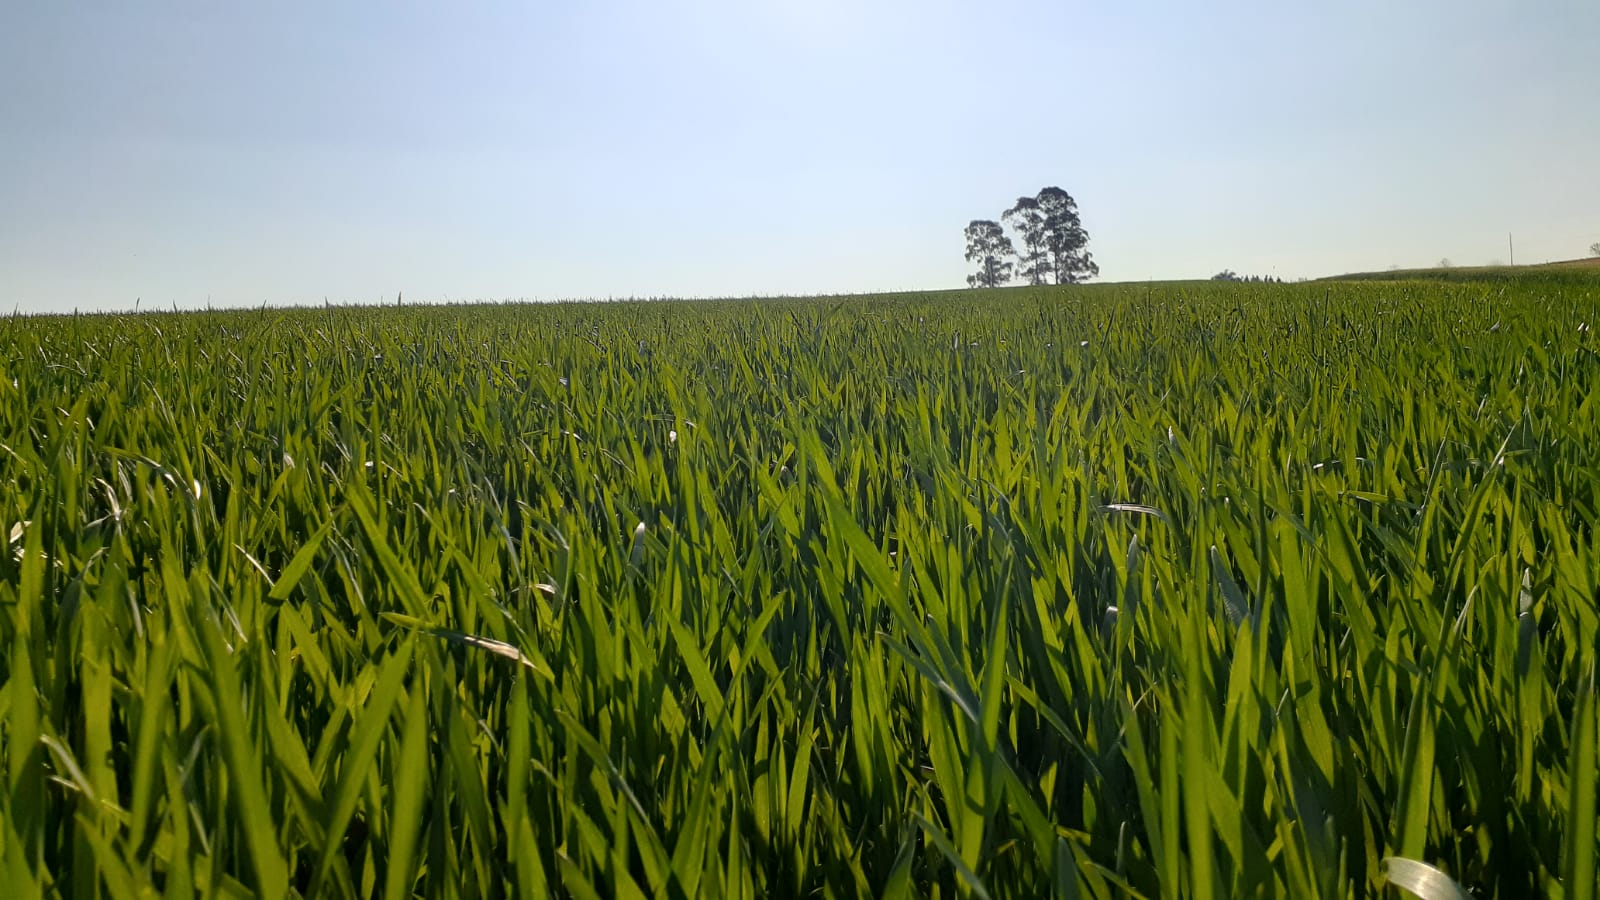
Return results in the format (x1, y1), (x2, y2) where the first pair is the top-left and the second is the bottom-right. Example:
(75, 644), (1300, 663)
(2, 1), (1596, 311)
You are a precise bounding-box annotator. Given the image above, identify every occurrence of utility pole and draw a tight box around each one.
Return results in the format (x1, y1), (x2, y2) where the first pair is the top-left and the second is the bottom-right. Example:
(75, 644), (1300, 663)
(1509, 233), (1515, 267)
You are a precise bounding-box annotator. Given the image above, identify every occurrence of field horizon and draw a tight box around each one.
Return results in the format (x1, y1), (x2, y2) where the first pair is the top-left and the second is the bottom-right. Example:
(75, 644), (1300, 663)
(13, 256), (1599, 319)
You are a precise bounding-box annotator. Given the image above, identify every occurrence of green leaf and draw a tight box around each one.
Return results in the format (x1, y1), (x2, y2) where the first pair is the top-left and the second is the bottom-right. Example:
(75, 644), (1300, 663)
(1565, 667), (1598, 900)
(311, 636), (417, 891)
(384, 681), (432, 900)
(195, 608), (289, 898)
(268, 519), (333, 601)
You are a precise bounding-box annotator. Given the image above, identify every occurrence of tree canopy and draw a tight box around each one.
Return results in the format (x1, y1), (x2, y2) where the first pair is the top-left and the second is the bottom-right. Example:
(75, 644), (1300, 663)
(1002, 197), (1049, 286)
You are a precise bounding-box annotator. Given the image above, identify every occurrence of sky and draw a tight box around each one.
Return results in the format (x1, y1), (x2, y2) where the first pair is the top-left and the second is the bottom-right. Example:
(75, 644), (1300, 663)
(2, 1), (1597, 312)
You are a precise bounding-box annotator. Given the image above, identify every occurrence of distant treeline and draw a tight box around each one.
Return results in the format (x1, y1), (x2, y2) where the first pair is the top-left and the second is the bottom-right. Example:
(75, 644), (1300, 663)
(1211, 270), (1284, 283)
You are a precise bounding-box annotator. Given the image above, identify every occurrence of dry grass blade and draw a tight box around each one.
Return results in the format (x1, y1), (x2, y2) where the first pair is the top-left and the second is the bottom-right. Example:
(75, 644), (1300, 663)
(1382, 857), (1473, 900)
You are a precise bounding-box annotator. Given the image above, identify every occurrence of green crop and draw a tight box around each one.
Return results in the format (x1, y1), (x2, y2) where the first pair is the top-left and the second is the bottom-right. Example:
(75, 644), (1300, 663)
(1, 279), (1597, 897)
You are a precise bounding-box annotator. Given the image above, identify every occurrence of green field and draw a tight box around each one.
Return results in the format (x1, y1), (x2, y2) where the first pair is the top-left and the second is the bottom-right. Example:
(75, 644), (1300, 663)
(3, 278), (1599, 897)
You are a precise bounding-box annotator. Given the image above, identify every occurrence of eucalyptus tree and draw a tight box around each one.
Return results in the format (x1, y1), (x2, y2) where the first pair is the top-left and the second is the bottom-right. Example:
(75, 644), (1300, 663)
(963, 219), (1015, 288)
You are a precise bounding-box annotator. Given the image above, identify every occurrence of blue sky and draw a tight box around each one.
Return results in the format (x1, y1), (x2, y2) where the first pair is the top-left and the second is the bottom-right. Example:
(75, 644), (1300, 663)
(2, 1), (1596, 311)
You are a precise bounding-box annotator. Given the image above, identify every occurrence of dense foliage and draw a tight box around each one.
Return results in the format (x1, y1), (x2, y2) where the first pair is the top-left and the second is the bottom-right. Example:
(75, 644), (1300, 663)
(2, 279), (1598, 897)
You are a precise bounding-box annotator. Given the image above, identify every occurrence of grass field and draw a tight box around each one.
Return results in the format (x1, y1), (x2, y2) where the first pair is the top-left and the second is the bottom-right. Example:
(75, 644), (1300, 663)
(2, 277), (1599, 897)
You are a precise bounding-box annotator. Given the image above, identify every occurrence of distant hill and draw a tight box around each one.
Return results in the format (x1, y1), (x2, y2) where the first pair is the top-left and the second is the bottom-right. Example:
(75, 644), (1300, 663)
(1325, 258), (1600, 283)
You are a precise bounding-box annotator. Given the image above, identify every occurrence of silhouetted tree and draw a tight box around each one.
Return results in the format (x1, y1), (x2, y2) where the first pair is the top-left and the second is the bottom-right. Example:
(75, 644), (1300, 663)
(1212, 270), (1240, 282)
(1002, 197), (1049, 285)
(1590, 242), (1600, 258)
(964, 220), (1015, 288)
(1034, 187), (1099, 284)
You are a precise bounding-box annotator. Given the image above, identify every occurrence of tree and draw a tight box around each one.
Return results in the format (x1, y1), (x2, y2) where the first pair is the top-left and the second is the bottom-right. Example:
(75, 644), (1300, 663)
(964, 220), (1015, 288)
(1439, 258), (1453, 268)
(1589, 242), (1600, 258)
(1034, 187), (1099, 284)
(1002, 197), (1049, 285)
(1212, 269), (1240, 282)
